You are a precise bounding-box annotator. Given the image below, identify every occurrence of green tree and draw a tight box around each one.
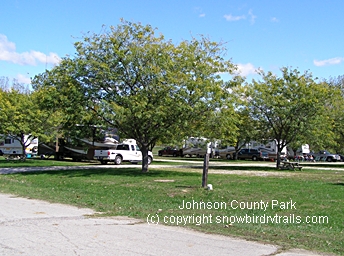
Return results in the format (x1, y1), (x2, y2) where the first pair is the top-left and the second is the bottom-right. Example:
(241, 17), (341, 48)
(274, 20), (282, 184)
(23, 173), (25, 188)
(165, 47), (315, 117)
(232, 109), (261, 159)
(204, 76), (245, 152)
(0, 80), (58, 158)
(224, 83), (263, 159)
(325, 75), (344, 153)
(32, 20), (237, 172)
(243, 67), (332, 167)
(32, 66), (105, 154)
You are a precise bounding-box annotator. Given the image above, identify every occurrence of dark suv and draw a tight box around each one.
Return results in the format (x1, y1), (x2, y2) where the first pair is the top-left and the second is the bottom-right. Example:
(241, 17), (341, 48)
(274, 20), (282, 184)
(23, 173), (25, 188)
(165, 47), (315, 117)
(158, 147), (181, 157)
(237, 148), (263, 161)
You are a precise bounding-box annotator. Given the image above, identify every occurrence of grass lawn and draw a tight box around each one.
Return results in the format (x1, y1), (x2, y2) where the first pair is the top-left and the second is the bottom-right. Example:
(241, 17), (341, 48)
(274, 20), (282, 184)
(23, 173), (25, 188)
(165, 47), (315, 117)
(0, 158), (343, 255)
(0, 156), (96, 167)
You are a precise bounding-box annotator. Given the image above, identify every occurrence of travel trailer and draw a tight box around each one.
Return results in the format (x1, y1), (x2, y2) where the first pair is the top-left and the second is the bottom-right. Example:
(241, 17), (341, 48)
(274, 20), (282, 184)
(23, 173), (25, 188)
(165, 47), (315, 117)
(247, 140), (286, 161)
(248, 140), (310, 160)
(288, 144), (310, 159)
(182, 137), (218, 158)
(0, 135), (38, 158)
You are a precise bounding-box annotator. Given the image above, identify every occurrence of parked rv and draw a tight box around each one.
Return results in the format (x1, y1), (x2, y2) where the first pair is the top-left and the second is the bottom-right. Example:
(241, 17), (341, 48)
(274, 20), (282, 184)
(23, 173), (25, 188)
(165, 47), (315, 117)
(40, 136), (118, 161)
(182, 147), (208, 158)
(182, 137), (218, 158)
(287, 144), (310, 159)
(0, 135), (38, 159)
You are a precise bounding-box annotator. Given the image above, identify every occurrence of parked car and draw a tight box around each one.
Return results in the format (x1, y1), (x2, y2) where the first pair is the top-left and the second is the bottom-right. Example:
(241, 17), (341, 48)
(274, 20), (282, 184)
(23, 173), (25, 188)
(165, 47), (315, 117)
(158, 147), (181, 157)
(237, 148), (264, 161)
(217, 148), (236, 160)
(339, 154), (344, 162)
(311, 150), (341, 162)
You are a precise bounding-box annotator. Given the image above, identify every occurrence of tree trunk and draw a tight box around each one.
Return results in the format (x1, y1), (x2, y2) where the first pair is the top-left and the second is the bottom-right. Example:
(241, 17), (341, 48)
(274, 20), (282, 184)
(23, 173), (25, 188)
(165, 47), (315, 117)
(234, 146), (239, 160)
(293, 149), (297, 160)
(20, 134), (27, 160)
(202, 153), (209, 187)
(21, 144), (27, 160)
(276, 151), (281, 169)
(140, 145), (149, 173)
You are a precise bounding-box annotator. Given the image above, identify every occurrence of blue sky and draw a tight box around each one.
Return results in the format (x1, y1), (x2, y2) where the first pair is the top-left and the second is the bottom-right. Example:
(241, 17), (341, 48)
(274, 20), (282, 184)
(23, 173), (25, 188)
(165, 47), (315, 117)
(1, 0), (343, 85)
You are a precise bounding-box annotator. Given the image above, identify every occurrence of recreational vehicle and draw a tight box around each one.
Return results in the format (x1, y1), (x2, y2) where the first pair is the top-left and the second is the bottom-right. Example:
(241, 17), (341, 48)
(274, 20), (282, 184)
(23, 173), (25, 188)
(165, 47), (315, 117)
(0, 135), (38, 158)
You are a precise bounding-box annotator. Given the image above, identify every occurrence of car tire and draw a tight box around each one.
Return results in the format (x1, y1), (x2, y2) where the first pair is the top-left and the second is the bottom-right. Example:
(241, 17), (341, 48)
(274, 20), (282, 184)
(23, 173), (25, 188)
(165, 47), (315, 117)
(173, 153), (177, 157)
(158, 152), (162, 156)
(226, 154), (232, 160)
(148, 156), (153, 165)
(252, 155), (258, 161)
(114, 155), (122, 165)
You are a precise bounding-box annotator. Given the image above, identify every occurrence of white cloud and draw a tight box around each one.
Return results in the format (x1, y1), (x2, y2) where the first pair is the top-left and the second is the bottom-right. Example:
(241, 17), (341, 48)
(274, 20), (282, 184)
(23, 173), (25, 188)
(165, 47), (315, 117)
(270, 17), (279, 22)
(236, 63), (258, 76)
(0, 34), (61, 66)
(248, 9), (256, 24)
(194, 7), (205, 18)
(16, 74), (32, 84)
(0, 34), (15, 52)
(313, 57), (344, 67)
(224, 9), (256, 24)
(224, 14), (246, 21)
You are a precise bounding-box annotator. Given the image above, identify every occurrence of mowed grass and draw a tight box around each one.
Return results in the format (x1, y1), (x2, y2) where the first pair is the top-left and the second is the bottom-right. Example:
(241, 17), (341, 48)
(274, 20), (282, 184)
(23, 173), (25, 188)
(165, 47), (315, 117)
(0, 156), (95, 167)
(0, 159), (343, 255)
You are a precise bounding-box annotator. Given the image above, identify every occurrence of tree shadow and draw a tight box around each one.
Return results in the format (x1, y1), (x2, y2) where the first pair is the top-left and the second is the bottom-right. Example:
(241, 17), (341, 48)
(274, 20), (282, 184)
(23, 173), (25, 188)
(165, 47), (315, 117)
(14, 167), (201, 178)
(331, 182), (344, 186)
(209, 165), (278, 171)
(301, 163), (344, 168)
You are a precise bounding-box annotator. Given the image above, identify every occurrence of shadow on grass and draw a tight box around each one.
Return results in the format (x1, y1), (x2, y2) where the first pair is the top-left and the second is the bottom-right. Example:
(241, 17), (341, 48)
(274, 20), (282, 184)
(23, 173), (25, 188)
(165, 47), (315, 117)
(175, 185), (201, 189)
(14, 167), (201, 178)
(209, 165), (344, 172)
(208, 165), (278, 171)
(332, 182), (344, 186)
(300, 163), (344, 168)
(0, 158), (96, 167)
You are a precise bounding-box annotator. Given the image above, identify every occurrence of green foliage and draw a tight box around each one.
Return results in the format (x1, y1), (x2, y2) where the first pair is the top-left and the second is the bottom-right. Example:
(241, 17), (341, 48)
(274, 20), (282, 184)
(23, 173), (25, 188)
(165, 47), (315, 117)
(243, 67), (333, 165)
(324, 75), (344, 153)
(0, 81), (59, 151)
(32, 20), (238, 172)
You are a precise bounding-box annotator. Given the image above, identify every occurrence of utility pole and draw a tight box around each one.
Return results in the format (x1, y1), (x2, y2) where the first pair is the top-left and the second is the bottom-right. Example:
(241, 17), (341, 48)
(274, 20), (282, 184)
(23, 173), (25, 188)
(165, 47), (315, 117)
(202, 150), (210, 188)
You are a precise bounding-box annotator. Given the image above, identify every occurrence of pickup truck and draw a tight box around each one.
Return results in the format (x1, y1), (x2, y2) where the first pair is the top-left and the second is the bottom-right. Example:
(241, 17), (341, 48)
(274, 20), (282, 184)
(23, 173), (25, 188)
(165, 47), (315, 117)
(311, 150), (341, 162)
(94, 141), (153, 165)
